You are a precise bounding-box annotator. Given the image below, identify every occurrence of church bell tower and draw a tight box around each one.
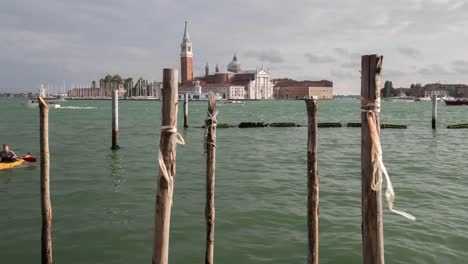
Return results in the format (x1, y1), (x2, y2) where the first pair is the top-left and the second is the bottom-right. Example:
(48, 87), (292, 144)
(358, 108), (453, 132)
(180, 21), (193, 83)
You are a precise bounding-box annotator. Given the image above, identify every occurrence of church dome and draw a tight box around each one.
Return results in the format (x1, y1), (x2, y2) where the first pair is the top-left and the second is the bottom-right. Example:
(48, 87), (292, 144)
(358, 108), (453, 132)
(227, 54), (242, 73)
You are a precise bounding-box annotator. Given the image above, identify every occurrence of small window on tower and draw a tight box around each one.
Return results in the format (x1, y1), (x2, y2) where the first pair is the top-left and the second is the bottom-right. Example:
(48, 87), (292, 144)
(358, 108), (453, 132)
(188, 47), (191, 52)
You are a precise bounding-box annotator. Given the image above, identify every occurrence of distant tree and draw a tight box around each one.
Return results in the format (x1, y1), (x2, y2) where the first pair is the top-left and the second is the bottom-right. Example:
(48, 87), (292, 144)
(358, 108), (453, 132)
(104, 74), (113, 83)
(123, 78), (133, 97)
(124, 78), (133, 87)
(112, 75), (122, 90)
(102, 75), (111, 89)
(112, 74), (123, 84)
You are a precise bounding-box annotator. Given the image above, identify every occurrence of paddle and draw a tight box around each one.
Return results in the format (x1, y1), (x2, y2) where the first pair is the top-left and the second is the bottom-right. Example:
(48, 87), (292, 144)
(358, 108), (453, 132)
(21, 156), (37, 162)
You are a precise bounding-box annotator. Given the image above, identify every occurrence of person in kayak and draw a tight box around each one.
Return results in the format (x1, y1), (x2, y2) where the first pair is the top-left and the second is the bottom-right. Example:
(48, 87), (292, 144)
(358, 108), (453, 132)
(0, 144), (18, 162)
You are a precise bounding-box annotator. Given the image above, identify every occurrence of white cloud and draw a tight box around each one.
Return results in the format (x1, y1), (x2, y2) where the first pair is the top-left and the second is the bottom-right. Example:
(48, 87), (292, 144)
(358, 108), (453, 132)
(0, 0), (467, 94)
(304, 53), (336, 63)
(397, 47), (423, 59)
(244, 50), (284, 63)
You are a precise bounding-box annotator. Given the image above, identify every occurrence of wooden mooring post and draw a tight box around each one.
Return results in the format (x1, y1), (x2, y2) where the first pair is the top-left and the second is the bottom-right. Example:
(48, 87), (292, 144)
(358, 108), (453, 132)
(152, 69), (179, 264)
(111, 90), (120, 149)
(432, 94), (437, 129)
(205, 93), (218, 264)
(184, 93), (189, 128)
(39, 97), (53, 264)
(361, 55), (384, 264)
(305, 98), (319, 264)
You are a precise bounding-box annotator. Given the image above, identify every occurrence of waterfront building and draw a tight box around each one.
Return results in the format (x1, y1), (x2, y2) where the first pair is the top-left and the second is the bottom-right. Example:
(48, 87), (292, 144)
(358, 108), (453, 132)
(273, 79), (333, 100)
(178, 81), (224, 100)
(179, 22), (274, 100)
(198, 83), (246, 100)
(392, 83), (468, 98)
(424, 90), (448, 98)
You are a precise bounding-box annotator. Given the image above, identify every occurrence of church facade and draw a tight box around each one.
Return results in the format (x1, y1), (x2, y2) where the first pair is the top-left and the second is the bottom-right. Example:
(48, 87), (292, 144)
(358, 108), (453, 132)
(179, 22), (274, 100)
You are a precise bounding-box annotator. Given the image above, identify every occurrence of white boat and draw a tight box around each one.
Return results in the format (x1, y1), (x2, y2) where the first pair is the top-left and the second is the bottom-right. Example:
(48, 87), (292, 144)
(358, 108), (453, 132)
(415, 96), (455, 102)
(26, 100), (61, 108)
(414, 97), (431, 102)
(439, 96), (454, 102)
(224, 100), (242, 104)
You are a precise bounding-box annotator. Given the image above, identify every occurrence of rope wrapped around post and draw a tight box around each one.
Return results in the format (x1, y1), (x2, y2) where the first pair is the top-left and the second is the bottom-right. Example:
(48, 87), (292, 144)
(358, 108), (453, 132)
(361, 97), (416, 221)
(158, 126), (185, 184)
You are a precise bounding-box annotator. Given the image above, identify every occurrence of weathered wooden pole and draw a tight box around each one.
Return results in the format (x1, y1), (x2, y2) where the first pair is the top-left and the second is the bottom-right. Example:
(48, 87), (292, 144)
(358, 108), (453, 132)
(111, 90), (119, 149)
(361, 54), (384, 264)
(39, 97), (52, 264)
(305, 98), (319, 263)
(305, 98), (319, 264)
(152, 69), (179, 264)
(432, 94), (437, 129)
(205, 93), (218, 264)
(184, 93), (189, 128)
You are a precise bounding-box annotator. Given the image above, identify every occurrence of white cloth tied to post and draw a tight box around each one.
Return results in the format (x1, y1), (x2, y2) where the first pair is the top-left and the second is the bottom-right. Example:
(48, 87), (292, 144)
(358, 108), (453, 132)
(158, 126), (185, 183)
(362, 98), (416, 221)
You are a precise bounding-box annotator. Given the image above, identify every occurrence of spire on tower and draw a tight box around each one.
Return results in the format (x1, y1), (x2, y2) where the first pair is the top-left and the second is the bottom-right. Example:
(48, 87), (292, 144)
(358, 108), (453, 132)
(205, 63), (210, 77)
(215, 64), (220, 73)
(180, 21), (193, 57)
(183, 21), (190, 42)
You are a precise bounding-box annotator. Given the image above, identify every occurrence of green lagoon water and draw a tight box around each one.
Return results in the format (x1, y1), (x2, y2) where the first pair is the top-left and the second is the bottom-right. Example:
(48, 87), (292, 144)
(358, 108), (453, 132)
(1, 98), (467, 263)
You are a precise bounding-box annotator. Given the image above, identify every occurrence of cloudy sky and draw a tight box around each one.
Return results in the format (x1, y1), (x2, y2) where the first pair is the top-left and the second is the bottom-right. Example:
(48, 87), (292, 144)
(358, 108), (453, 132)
(1, 0), (467, 94)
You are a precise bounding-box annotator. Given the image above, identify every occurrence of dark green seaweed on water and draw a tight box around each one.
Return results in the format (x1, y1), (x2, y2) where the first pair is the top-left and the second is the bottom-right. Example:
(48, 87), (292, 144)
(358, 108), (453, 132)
(447, 124), (468, 129)
(203, 122), (406, 129)
(201, 123), (235, 128)
(381, 124), (407, 129)
(346, 123), (362, 127)
(269, 122), (301, 127)
(217, 123), (236, 128)
(346, 123), (407, 129)
(239, 122), (267, 128)
(318, 122), (342, 127)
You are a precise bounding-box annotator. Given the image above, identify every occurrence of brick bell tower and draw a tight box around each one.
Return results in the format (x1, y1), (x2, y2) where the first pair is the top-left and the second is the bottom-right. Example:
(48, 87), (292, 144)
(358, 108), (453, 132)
(180, 21), (193, 83)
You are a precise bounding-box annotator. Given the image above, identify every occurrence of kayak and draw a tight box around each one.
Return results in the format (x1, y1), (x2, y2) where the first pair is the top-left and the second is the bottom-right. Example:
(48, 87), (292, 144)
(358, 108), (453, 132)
(0, 155), (29, 171)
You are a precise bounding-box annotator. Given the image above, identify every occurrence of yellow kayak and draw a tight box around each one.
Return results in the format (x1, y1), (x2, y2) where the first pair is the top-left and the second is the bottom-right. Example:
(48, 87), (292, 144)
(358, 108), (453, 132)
(0, 155), (29, 171)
